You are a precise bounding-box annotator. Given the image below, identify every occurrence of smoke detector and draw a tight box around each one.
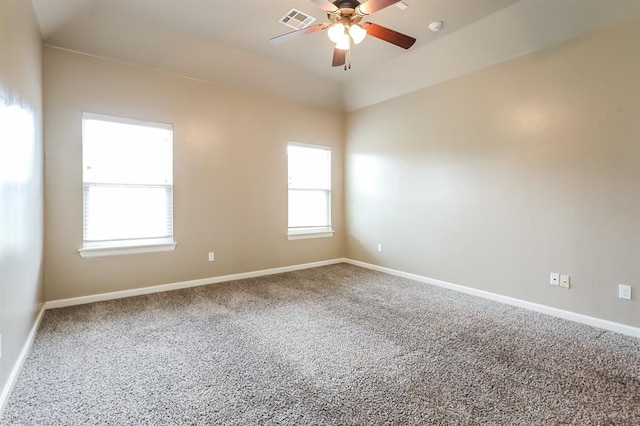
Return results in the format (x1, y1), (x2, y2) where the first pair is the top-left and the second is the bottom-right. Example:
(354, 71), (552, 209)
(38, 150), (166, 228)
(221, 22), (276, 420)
(428, 21), (443, 32)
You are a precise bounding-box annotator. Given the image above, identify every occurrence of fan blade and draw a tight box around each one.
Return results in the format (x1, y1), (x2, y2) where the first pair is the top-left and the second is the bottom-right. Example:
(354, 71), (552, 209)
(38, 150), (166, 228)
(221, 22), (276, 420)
(332, 48), (346, 67)
(310, 0), (338, 12)
(363, 22), (416, 49)
(270, 23), (329, 44)
(357, 0), (400, 15)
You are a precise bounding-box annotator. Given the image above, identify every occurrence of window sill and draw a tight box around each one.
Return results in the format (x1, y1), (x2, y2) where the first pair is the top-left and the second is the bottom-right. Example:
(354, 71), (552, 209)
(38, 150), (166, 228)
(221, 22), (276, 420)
(287, 230), (334, 240)
(78, 242), (177, 258)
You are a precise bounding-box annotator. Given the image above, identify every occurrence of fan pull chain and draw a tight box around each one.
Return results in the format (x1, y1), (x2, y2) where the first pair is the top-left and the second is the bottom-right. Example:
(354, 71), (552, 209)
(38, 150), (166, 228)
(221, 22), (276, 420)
(344, 49), (352, 71)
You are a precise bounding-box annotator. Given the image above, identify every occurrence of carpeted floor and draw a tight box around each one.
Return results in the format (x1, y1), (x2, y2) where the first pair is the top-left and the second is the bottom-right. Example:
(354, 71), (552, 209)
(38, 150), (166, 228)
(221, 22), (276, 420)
(2, 263), (639, 425)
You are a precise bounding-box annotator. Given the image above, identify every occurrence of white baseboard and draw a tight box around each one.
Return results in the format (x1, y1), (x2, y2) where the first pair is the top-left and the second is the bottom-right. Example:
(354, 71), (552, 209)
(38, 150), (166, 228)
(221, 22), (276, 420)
(0, 305), (46, 418)
(344, 259), (640, 339)
(45, 257), (640, 338)
(2, 257), (638, 417)
(45, 258), (348, 310)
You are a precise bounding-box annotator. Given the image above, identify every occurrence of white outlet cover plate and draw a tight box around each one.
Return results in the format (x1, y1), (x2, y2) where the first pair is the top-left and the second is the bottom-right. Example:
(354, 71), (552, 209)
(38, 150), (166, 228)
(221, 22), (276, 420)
(550, 272), (560, 286)
(618, 284), (632, 300)
(560, 275), (570, 288)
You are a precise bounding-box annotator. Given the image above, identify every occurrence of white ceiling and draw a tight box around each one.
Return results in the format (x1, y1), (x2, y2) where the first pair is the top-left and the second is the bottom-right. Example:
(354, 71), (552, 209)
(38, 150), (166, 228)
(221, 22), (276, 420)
(31, 0), (640, 111)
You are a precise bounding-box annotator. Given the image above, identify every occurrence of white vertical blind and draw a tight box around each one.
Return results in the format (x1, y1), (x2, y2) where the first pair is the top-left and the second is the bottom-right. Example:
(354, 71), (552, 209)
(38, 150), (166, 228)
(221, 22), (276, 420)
(287, 143), (331, 233)
(82, 113), (173, 248)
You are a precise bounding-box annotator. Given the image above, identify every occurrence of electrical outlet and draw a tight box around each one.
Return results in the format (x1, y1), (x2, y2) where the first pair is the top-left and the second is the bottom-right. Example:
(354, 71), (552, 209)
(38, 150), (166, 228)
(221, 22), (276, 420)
(550, 273), (560, 286)
(560, 275), (570, 289)
(618, 284), (632, 300)
(377, 244), (383, 253)
(208, 252), (215, 262)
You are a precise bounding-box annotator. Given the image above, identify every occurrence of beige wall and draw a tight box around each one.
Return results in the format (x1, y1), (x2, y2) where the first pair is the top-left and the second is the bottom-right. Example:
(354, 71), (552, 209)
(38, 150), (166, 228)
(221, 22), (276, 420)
(346, 18), (640, 328)
(44, 47), (345, 301)
(0, 0), (44, 403)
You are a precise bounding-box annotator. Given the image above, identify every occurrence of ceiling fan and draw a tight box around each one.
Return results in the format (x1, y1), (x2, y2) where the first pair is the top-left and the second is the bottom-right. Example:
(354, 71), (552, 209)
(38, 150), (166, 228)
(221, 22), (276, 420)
(271, 0), (416, 69)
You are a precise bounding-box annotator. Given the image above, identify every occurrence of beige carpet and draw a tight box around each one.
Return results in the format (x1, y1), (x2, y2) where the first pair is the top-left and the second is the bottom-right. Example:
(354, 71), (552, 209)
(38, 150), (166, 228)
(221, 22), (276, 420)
(2, 263), (639, 424)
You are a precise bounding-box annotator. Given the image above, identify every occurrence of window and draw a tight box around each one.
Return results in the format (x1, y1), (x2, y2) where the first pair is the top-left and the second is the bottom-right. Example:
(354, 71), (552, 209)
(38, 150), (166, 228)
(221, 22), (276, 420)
(287, 142), (333, 239)
(79, 113), (175, 257)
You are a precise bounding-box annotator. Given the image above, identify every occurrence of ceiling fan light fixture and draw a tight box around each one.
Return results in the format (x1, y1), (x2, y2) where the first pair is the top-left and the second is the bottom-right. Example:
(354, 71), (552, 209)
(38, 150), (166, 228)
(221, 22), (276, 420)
(327, 23), (346, 43)
(348, 24), (367, 44)
(335, 33), (351, 50)
(271, 0), (417, 69)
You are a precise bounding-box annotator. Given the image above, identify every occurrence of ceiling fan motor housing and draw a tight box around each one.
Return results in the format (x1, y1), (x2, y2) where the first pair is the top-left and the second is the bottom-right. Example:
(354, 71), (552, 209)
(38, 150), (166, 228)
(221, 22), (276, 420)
(333, 0), (362, 9)
(330, 13), (363, 26)
(328, 0), (364, 25)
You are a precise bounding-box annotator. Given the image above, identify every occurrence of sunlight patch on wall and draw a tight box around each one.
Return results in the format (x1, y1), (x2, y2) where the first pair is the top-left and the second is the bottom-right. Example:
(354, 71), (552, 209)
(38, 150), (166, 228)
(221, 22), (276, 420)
(0, 98), (36, 252)
(0, 101), (35, 183)
(350, 154), (387, 198)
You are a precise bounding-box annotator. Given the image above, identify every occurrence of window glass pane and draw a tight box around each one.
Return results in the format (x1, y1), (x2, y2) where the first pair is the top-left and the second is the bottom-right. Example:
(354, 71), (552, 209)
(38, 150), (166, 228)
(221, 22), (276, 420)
(288, 145), (330, 190)
(83, 118), (172, 185)
(84, 185), (171, 242)
(82, 113), (173, 248)
(288, 190), (330, 229)
(287, 143), (332, 233)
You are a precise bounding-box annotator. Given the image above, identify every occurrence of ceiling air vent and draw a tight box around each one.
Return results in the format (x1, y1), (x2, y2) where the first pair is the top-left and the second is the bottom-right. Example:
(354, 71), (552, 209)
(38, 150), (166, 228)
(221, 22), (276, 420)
(279, 8), (316, 30)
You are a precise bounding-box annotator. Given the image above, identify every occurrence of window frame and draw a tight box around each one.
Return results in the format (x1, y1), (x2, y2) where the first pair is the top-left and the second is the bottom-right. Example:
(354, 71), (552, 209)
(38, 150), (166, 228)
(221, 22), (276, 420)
(287, 141), (334, 240)
(78, 112), (176, 258)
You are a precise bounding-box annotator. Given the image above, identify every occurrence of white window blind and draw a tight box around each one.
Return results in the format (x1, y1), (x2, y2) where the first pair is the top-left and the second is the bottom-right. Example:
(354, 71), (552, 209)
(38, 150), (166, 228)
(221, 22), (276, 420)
(82, 113), (173, 249)
(287, 143), (332, 236)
